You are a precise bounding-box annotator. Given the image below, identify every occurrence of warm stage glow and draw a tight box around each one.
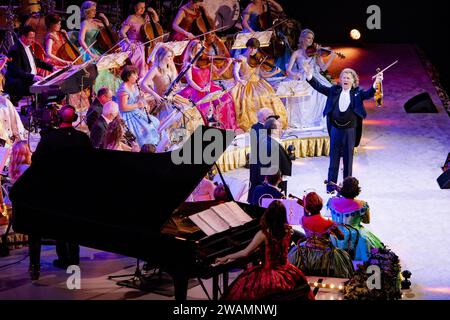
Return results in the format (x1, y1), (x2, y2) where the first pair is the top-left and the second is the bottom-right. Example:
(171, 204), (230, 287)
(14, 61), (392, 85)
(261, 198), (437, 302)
(350, 29), (361, 40)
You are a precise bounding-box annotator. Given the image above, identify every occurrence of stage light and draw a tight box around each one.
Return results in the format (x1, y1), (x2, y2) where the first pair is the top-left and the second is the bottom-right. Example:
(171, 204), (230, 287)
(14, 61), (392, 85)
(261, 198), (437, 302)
(350, 29), (361, 40)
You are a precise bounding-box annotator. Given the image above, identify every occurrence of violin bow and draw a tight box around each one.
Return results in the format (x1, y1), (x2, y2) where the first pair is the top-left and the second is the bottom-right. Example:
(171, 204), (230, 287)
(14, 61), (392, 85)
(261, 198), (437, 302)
(194, 26), (230, 40)
(372, 60), (398, 79)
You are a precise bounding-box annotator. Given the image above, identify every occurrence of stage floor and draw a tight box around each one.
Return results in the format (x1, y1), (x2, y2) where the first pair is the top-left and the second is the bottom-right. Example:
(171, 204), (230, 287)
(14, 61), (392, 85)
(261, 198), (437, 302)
(0, 44), (449, 300)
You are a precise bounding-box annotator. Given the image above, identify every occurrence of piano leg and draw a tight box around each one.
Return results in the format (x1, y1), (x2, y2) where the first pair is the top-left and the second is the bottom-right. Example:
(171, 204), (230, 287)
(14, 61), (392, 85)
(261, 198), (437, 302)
(212, 275), (219, 300)
(223, 272), (229, 296)
(172, 273), (189, 301)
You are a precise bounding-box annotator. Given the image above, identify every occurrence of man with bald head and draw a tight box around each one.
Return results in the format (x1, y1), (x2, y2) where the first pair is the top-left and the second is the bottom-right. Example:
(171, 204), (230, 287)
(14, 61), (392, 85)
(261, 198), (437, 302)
(90, 101), (119, 148)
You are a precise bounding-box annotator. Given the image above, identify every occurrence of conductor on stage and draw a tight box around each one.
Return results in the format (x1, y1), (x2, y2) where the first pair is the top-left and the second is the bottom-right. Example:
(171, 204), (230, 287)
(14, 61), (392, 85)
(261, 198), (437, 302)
(303, 63), (383, 192)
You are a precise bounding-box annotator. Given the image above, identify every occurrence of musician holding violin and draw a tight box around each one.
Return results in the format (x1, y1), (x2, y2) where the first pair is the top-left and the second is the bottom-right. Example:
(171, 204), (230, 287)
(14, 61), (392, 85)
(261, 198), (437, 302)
(231, 37), (287, 131)
(177, 40), (239, 130)
(286, 29), (340, 129)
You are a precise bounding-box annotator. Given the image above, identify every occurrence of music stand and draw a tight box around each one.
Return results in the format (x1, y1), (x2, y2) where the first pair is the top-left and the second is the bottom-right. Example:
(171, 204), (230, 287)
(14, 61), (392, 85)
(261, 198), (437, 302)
(231, 31), (273, 50)
(147, 41), (189, 64)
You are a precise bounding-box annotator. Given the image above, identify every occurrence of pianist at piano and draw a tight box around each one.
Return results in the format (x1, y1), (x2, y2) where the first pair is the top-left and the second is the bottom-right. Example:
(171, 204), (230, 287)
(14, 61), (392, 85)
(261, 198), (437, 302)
(4, 25), (54, 105)
(214, 200), (314, 300)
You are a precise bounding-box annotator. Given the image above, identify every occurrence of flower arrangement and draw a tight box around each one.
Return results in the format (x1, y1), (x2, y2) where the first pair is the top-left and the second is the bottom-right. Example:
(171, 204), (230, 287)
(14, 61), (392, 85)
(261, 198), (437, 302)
(343, 247), (402, 300)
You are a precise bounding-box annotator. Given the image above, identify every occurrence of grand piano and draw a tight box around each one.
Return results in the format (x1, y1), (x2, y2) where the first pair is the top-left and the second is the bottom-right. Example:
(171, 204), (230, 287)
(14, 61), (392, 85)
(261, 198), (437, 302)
(10, 126), (265, 300)
(30, 61), (98, 96)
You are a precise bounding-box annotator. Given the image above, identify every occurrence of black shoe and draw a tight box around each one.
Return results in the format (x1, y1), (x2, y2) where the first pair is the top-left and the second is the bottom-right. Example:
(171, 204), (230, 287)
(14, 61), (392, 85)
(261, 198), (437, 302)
(52, 259), (70, 269)
(29, 264), (40, 281)
(326, 185), (336, 194)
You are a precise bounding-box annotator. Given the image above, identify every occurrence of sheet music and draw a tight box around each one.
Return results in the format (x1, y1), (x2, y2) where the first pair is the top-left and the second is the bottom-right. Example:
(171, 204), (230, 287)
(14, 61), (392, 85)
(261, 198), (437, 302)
(189, 214), (217, 236)
(189, 202), (253, 235)
(232, 31), (273, 49)
(148, 41), (190, 63)
(197, 208), (230, 233)
(97, 51), (130, 70)
(260, 198), (304, 225)
(224, 202), (253, 225)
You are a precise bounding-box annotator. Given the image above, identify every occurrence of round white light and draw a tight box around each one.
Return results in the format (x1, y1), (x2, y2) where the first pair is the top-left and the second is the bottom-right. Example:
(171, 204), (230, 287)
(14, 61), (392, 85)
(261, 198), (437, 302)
(350, 29), (361, 40)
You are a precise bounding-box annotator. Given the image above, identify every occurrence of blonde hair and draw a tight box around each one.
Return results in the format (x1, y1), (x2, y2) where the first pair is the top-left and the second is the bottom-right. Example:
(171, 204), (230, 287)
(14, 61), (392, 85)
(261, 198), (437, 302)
(0, 73), (4, 92)
(9, 141), (32, 183)
(154, 45), (174, 69)
(299, 29), (314, 48)
(340, 68), (359, 88)
(81, 1), (97, 20)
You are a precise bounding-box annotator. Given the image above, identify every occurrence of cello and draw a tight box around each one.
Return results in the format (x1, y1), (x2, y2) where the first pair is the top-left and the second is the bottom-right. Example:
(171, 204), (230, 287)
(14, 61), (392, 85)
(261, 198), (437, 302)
(95, 14), (121, 54)
(140, 8), (164, 64)
(57, 31), (83, 65)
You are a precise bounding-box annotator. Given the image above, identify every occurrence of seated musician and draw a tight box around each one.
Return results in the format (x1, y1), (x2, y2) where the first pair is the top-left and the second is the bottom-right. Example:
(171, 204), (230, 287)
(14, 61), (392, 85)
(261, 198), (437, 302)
(90, 101), (119, 148)
(215, 200), (314, 300)
(177, 40), (238, 130)
(120, 0), (155, 78)
(140, 45), (181, 121)
(0, 73), (27, 145)
(117, 66), (160, 148)
(242, 0), (284, 33)
(231, 38), (287, 131)
(4, 25), (54, 105)
(102, 116), (140, 152)
(86, 87), (113, 131)
(170, 0), (205, 41)
(44, 13), (72, 67)
(288, 192), (354, 278)
(250, 170), (284, 206)
(79, 1), (121, 94)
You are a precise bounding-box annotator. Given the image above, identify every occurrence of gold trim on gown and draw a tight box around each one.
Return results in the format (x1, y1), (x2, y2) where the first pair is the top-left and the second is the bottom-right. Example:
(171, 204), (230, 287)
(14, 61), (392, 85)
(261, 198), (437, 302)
(231, 57), (287, 131)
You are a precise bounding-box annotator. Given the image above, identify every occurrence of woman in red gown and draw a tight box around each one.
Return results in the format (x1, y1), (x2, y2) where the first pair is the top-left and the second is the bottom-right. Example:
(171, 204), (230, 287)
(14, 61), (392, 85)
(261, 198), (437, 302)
(178, 40), (239, 130)
(215, 201), (314, 300)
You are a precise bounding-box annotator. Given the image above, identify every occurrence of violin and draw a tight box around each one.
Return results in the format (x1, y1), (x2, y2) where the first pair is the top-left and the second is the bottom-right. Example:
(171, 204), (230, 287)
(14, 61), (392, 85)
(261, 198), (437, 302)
(305, 44), (346, 59)
(288, 194), (304, 207)
(140, 8), (164, 63)
(57, 31), (82, 65)
(374, 67), (383, 107)
(248, 51), (287, 76)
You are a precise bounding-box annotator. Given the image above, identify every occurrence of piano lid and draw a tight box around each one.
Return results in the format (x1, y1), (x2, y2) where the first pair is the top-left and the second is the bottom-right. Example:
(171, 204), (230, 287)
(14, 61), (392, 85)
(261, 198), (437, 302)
(10, 126), (235, 235)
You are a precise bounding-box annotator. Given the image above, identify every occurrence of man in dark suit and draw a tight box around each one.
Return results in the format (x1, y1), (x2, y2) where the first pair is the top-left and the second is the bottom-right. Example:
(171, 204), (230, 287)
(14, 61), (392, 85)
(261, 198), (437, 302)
(4, 25), (53, 104)
(247, 107), (276, 202)
(90, 101), (119, 148)
(250, 170), (284, 206)
(28, 105), (93, 278)
(86, 87), (113, 131)
(248, 117), (292, 202)
(304, 63), (383, 192)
